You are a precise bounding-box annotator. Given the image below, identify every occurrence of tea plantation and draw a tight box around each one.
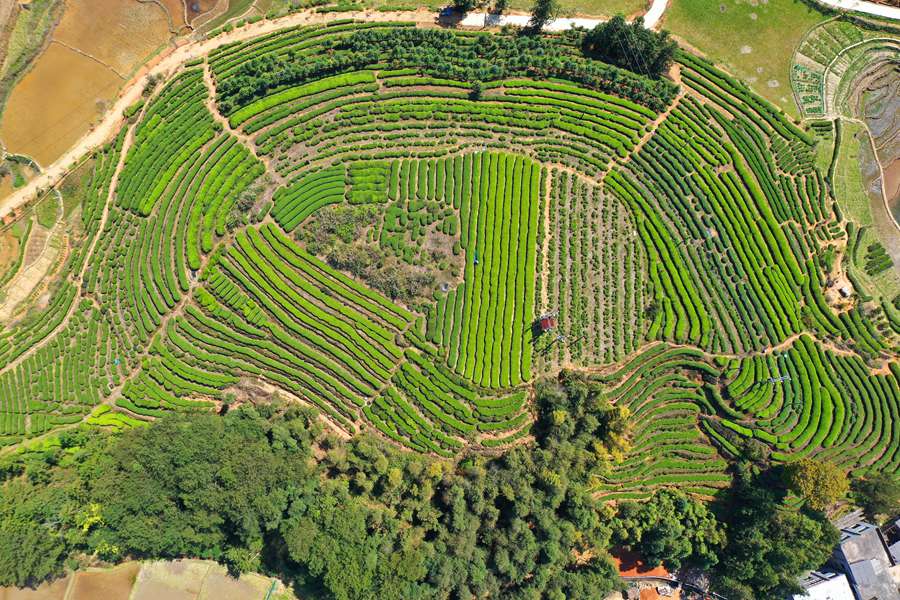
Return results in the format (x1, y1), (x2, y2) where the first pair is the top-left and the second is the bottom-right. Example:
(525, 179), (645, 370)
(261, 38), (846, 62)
(0, 20), (897, 501)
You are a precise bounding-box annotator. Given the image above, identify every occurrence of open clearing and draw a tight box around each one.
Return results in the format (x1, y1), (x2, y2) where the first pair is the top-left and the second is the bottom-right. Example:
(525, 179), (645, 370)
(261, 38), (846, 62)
(0, 560), (293, 600)
(662, 0), (826, 120)
(0, 224), (61, 321)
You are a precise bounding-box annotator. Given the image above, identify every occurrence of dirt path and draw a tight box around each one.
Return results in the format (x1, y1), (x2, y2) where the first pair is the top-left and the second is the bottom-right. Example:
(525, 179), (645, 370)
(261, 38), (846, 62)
(0, 107), (137, 378)
(458, 0), (669, 30)
(539, 167), (552, 313)
(0, 8), (437, 221)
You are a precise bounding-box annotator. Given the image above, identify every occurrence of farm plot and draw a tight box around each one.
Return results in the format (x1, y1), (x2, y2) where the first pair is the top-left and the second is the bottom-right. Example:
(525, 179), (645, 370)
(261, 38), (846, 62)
(422, 152), (539, 389)
(539, 169), (646, 368)
(0, 21), (896, 491)
(791, 18), (900, 118)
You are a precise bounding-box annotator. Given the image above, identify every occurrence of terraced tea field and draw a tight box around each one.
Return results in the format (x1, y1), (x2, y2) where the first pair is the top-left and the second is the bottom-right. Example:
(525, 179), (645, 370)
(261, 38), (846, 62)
(0, 18), (897, 500)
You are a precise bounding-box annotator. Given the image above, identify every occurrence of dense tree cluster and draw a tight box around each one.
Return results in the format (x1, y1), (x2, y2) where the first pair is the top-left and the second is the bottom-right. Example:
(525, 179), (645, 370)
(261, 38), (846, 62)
(0, 378), (628, 597)
(853, 472), (900, 522)
(216, 28), (678, 114)
(0, 376), (841, 598)
(784, 458), (849, 512)
(713, 463), (840, 599)
(581, 16), (678, 79)
(613, 489), (724, 571)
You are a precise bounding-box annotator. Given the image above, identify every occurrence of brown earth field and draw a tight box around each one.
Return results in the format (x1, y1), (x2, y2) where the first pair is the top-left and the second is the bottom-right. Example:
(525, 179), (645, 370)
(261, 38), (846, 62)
(0, 176), (12, 200)
(885, 158), (900, 211)
(0, 42), (122, 167)
(0, 0), (174, 169)
(0, 227), (22, 277)
(189, 0), (226, 27)
(0, 559), (292, 600)
(153, 0), (192, 33)
(52, 0), (172, 75)
(68, 563), (141, 600)
(0, 576), (68, 600)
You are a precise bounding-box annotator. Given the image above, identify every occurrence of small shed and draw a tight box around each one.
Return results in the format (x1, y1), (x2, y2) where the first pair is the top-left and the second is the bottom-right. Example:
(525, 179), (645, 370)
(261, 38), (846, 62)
(538, 313), (557, 333)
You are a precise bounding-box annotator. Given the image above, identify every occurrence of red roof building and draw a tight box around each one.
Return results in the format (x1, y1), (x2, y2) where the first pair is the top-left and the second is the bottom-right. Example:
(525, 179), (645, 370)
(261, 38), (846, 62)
(538, 314), (557, 332)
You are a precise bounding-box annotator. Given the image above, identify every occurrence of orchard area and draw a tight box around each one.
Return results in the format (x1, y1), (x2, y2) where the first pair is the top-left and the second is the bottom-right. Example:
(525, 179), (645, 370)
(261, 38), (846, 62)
(0, 16), (897, 600)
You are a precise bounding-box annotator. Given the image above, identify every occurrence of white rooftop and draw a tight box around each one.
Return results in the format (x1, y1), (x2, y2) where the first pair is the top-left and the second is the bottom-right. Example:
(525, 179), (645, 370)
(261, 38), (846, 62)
(793, 573), (855, 600)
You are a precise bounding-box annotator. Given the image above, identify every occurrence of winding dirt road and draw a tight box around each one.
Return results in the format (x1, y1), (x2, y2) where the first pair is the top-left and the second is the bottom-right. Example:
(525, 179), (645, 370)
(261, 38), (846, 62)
(0, 8), (437, 221)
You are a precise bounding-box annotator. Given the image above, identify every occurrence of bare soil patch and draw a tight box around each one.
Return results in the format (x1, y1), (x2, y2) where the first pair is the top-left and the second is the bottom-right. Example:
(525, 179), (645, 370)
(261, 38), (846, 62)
(197, 568), (271, 600)
(0, 43), (122, 166)
(0, 227), (62, 321)
(0, 228), (21, 276)
(885, 158), (900, 210)
(131, 560), (208, 600)
(152, 0), (192, 33)
(69, 562), (141, 600)
(53, 0), (172, 76)
(0, 177), (12, 200)
(0, 0), (174, 167)
(22, 224), (49, 268)
(0, 575), (69, 600)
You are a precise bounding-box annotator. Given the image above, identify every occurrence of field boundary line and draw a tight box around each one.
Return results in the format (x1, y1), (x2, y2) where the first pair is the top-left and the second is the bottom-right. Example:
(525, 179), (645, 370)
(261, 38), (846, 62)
(50, 40), (129, 79)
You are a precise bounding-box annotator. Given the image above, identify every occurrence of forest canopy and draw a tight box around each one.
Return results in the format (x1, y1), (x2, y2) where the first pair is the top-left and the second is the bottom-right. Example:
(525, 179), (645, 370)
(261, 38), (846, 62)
(0, 374), (838, 599)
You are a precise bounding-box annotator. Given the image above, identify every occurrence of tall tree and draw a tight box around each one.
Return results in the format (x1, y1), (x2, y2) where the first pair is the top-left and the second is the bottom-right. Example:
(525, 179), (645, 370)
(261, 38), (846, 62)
(527, 0), (558, 33)
(853, 472), (900, 522)
(713, 463), (840, 599)
(784, 458), (849, 512)
(613, 489), (725, 570)
(581, 15), (677, 79)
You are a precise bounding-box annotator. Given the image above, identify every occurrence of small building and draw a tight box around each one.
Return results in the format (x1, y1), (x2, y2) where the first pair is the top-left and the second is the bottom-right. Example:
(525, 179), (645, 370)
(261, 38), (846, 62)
(793, 571), (856, 600)
(890, 539), (900, 565)
(886, 518), (900, 563)
(613, 549), (682, 600)
(839, 286), (852, 299)
(832, 522), (900, 600)
(537, 313), (557, 333)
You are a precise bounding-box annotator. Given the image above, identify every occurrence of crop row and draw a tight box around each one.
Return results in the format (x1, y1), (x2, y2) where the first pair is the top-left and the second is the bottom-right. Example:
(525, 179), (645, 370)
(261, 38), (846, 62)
(422, 152), (539, 388)
(720, 336), (899, 475)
